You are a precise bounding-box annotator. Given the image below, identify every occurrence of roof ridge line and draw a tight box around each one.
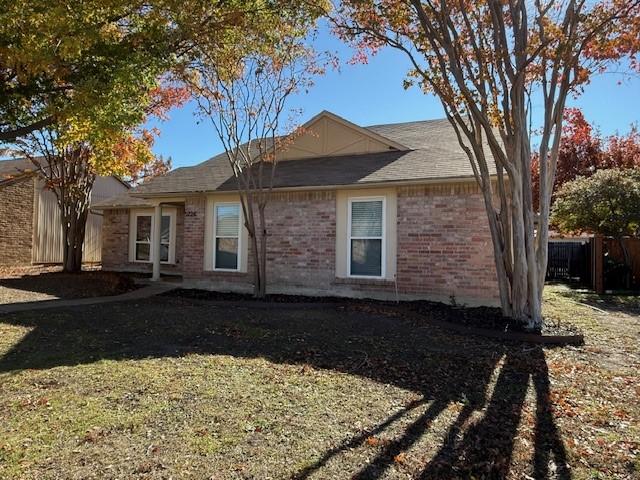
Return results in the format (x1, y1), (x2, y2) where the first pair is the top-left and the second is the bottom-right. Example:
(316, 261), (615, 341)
(365, 118), (449, 129)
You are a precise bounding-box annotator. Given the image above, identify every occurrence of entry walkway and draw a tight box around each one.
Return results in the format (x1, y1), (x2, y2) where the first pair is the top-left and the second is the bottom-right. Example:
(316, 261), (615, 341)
(0, 283), (176, 315)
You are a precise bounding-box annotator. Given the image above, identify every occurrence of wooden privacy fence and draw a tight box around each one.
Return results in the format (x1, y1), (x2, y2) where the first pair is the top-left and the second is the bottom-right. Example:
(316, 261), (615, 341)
(547, 236), (640, 293)
(602, 237), (640, 291)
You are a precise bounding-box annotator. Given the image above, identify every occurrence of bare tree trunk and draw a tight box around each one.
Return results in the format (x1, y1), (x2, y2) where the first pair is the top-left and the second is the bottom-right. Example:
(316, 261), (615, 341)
(479, 186), (513, 318)
(61, 202), (89, 272)
(248, 232), (261, 297)
(241, 192), (262, 298)
(478, 156), (544, 331)
(505, 173), (531, 324)
(62, 211), (71, 271)
(257, 203), (268, 298)
(58, 148), (94, 273)
(248, 218), (268, 299)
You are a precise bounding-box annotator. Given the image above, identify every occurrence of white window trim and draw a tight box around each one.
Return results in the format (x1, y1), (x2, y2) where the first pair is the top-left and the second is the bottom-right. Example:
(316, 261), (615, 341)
(213, 201), (242, 272)
(347, 196), (386, 279)
(130, 209), (176, 264)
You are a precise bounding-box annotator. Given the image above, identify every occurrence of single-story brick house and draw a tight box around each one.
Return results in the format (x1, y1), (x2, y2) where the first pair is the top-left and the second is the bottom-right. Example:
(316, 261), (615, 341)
(94, 111), (499, 306)
(0, 157), (128, 266)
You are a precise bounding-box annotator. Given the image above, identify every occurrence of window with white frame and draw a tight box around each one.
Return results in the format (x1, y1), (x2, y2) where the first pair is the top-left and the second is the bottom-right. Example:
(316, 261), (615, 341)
(348, 198), (385, 277)
(132, 211), (175, 263)
(159, 215), (171, 262)
(214, 203), (241, 270)
(134, 214), (153, 262)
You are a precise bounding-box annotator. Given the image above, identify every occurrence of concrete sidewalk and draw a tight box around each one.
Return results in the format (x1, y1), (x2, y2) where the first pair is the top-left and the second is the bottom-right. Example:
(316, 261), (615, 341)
(0, 283), (176, 315)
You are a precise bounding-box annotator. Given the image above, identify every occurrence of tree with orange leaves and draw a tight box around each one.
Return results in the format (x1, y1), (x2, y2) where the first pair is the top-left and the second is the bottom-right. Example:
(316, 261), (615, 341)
(336, 0), (640, 330)
(14, 85), (188, 272)
(532, 108), (640, 209)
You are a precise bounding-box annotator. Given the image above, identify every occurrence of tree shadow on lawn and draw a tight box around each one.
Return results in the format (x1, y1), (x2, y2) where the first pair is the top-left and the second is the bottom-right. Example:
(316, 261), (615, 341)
(0, 295), (570, 479)
(0, 271), (134, 301)
(548, 283), (640, 316)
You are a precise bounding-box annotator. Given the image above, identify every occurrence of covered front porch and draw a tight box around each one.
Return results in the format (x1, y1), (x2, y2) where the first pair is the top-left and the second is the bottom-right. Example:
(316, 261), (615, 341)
(97, 196), (186, 279)
(145, 201), (186, 281)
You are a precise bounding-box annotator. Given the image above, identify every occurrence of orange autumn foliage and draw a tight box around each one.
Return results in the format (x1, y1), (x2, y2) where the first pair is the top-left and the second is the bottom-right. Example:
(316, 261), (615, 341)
(532, 108), (640, 209)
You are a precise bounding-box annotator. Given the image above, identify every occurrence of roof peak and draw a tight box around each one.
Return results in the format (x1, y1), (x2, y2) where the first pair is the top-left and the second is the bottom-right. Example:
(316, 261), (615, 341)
(300, 110), (409, 152)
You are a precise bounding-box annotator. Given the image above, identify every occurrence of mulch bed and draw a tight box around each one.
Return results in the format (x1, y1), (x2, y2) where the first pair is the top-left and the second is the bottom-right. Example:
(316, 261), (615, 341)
(164, 288), (583, 341)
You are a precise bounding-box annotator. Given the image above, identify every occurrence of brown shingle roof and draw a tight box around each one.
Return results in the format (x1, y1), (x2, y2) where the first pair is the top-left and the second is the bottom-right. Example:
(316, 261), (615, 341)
(0, 157), (130, 190)
(94, 117), (495, 208)
(90, 191), (153, 209)
(0, 158), (37, 181)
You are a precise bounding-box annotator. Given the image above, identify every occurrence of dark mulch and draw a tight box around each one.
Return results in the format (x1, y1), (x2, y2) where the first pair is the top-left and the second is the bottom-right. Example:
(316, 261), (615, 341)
(0, 271), (137, 304)
(164, 288), (582, 337)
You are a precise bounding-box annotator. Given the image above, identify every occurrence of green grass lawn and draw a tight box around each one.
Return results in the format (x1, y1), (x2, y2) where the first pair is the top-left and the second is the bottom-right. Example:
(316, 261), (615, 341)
(0, 286), (638, 479)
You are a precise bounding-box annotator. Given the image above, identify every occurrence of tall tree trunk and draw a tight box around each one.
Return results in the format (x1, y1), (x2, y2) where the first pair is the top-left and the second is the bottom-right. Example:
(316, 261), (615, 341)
(248, 219), (268, 299)
(257, 203), (268, 298)
(249, 232), (261, 297)
(62, 211), (70, 271)
(479, 159), (544, 331)
(241, 192), (267, 299)
(61, 203), (88, 272)
(479, 186), (513, 319)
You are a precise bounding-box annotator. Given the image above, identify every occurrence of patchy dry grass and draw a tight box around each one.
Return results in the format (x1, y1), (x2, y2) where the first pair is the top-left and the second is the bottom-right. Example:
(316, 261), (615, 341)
(0, 286), (638, 479)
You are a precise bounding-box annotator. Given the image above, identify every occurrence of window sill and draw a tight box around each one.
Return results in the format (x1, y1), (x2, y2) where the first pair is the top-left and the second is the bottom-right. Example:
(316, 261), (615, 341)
(333, 277), (395, 286)
(204, 269), (248, 275)
(130, 260), (176, 265)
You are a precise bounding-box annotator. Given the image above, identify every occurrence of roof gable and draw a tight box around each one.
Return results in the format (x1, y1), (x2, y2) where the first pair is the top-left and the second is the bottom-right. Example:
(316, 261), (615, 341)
(279, 111), (408, 161)
(99, 115), (497, 206)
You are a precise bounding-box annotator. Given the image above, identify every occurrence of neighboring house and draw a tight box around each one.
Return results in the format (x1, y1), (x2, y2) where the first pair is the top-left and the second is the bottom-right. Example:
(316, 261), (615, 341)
(94, 111), (499, 306)
(0, 158), (129, 266)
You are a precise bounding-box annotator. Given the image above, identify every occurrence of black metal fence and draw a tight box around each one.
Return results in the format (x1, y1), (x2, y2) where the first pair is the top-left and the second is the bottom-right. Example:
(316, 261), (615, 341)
(546, 241), (592, 286)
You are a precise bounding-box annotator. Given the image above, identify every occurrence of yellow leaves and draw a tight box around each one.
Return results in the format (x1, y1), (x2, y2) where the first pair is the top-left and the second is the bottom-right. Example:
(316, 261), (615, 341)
(98, 23), (124, 43)
(57, 118), (92, 147)
(488, 103), (504, 128)
(92, 130), (156, 178)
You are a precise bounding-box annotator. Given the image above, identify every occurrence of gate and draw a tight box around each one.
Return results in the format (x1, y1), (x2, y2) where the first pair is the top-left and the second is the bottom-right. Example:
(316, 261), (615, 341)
(546, 240), (592, 285)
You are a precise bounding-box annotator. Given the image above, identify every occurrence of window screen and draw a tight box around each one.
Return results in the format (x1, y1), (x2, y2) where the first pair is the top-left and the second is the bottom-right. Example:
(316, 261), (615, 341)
(135, 215), (152, 261)
(350, 200), (383, 277)
(160, 215), (171, 262)
(215, 204), (240, 269)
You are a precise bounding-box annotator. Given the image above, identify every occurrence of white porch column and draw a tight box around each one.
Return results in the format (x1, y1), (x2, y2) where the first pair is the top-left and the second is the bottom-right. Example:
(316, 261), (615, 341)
(152, 204), (162, 281)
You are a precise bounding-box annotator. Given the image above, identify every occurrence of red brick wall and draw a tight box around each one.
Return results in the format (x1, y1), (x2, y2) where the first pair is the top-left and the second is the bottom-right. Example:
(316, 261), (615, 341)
(101, 209), (129, 269)
(265, 191), (336, 287)
(101, 206), (184, 274)
(182, 197), (206, 277)
(326, 184), (498, 305)
(182, 195), (255, 289)
(0, 177), (35, 266)
(396, 184), (498, 304)
(182, 192), (336, 291)
(102, 184), (499, 305)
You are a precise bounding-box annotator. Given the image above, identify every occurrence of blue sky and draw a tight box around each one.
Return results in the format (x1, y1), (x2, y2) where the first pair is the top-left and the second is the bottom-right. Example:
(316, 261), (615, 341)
(149, 26), (640, 169)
